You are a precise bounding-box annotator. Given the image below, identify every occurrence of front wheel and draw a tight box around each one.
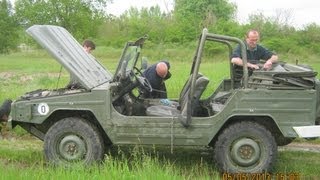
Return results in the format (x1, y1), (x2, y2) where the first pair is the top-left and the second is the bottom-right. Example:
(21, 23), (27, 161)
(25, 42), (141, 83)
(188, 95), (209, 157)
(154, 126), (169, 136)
(214, 121), (277, 173)
(44, 117), (105, 165)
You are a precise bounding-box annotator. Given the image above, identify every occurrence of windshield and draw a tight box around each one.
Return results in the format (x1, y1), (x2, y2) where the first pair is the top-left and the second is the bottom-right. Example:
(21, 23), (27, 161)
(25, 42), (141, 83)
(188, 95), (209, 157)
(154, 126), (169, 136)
(124, 45), (140, 73)
(114, 37), (146, 80)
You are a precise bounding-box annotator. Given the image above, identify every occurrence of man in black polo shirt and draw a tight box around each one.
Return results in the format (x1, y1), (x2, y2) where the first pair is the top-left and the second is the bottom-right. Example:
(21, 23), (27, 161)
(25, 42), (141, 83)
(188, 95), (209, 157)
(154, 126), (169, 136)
(231, 29), (278, 78)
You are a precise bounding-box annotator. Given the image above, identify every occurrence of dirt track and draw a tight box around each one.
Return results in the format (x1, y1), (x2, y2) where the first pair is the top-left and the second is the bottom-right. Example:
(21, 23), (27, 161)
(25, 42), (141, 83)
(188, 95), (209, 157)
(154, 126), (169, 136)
(279, 142), (320, 153)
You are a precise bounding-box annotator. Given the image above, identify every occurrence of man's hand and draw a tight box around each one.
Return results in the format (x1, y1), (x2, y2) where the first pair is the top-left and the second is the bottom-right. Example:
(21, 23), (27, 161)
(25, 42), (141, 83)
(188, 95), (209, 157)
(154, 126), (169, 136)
(263, 60), (273, 70)
(248, 63), (260, 70)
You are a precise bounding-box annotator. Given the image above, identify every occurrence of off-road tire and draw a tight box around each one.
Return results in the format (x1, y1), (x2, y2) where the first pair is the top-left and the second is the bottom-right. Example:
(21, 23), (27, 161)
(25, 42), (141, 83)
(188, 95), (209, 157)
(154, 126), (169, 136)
(44, 117), (105, 165)
(214, 121), (277, 173)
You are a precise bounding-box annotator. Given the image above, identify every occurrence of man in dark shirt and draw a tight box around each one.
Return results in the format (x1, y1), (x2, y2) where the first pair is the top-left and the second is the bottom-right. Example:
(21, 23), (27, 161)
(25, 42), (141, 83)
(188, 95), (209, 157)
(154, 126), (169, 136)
(231, 29), (278, 76)
(140, 61), (171, 98)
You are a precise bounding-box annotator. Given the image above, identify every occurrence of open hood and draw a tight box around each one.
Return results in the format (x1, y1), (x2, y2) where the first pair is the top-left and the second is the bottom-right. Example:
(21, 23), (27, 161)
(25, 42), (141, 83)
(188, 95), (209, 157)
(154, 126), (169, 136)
(26, 25), (113, 90)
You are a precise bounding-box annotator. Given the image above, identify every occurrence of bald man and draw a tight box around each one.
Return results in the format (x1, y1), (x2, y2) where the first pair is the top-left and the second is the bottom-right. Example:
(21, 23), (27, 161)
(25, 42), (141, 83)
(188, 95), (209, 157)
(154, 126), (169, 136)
(140, 61), (171, 98)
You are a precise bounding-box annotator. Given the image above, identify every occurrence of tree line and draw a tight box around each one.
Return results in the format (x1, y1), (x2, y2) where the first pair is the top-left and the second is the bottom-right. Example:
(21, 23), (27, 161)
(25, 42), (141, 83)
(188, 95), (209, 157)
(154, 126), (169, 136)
(1, 0), (320, 56)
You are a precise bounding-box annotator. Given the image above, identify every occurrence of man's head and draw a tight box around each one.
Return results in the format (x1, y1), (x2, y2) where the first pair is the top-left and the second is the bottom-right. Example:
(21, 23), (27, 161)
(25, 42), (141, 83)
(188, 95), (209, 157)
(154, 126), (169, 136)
(156, 62), (168, 78)
(245, 30), (260, 50)
(83, 40), (96, 53)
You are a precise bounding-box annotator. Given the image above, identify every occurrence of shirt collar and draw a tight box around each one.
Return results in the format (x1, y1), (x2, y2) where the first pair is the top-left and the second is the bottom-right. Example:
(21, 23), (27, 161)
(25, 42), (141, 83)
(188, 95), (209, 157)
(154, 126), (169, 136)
(245, 41), (258, 51)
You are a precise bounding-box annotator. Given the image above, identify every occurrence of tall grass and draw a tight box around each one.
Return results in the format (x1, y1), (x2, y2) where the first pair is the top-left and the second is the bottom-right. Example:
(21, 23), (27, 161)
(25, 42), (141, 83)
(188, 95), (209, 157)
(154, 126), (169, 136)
(0, 137), (319, 179)
(0, 138), (221, 180)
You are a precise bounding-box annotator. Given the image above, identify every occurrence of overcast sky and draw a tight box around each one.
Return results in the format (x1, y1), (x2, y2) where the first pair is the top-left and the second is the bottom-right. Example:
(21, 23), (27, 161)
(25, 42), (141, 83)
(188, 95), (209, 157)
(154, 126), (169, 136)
(106, 0), (320, 29)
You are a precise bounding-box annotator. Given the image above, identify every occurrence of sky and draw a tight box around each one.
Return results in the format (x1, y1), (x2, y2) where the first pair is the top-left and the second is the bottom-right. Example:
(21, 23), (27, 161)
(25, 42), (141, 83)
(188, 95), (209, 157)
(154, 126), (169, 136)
(106, 0), (320, 29)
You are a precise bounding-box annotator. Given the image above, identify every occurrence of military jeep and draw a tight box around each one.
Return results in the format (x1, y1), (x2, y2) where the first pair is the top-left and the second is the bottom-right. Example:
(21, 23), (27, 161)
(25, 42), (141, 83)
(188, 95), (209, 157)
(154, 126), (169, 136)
(7, 25), (320, 173)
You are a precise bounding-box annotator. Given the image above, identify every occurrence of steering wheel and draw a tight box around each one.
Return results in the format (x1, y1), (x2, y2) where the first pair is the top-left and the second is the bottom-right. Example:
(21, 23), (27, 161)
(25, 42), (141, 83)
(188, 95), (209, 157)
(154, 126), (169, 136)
(133, 67), (153, 92)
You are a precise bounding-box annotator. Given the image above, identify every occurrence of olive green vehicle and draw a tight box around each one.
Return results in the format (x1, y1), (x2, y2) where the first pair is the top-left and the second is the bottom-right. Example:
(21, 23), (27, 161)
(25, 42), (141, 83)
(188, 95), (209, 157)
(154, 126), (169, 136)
(7, 25), (320, 173)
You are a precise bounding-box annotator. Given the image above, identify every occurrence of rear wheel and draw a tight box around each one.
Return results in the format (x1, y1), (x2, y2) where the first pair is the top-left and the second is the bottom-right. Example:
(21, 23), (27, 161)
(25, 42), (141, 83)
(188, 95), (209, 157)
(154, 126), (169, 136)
(44, 117), (105, 165)
(214, 121), (277, 173)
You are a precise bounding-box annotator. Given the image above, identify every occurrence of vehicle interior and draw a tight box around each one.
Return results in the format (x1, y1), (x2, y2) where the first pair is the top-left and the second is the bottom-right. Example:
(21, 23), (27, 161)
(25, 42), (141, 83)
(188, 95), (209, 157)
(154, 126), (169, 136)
(110, 35), (231, 118)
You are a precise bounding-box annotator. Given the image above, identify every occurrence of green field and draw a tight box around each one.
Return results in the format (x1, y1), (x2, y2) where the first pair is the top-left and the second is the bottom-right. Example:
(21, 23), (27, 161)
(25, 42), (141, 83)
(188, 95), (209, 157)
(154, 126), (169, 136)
(0, 136), (319, 179)
(3, 48), (320, 102)
(1, 50), (320, 179)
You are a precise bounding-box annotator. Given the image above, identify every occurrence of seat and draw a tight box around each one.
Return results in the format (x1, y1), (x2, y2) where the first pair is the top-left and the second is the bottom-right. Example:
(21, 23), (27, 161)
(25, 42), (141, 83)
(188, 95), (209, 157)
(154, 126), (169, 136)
(178, 73), (203, 105)
(146, 76), (209, 117)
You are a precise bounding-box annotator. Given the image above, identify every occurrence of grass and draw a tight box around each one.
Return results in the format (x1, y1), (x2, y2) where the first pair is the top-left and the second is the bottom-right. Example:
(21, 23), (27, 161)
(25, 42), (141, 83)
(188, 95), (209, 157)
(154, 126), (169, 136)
(1, 49), (320, 179)
(0, 135), (319, 179)
(2, 47), (320, 101)
(276, 151), (320, 174)
(0, 136), (220, 180)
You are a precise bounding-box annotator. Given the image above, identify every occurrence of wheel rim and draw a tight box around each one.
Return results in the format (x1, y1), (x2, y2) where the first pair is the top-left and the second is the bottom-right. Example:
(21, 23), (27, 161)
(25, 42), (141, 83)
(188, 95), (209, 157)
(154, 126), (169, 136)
(230, 138), (261, 167)
(58, 134), (87, 161)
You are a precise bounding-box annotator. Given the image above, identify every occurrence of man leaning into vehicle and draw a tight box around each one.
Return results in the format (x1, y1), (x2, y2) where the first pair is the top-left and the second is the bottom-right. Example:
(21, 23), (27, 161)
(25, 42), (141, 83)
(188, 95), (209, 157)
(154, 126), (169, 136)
(139, 61), (171, 98)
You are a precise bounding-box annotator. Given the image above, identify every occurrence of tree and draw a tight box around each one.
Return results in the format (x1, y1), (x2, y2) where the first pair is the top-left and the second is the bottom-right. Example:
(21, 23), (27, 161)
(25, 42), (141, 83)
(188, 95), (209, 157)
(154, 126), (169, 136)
(245, 12), (299, 53)
(298, 23), (320, 54)
(14, 0), (110, 39)
(99, 6), (171, 46)
(0, 0), (19, 53)
(120, 6), (169, 42)
(173, 0), (236, 42)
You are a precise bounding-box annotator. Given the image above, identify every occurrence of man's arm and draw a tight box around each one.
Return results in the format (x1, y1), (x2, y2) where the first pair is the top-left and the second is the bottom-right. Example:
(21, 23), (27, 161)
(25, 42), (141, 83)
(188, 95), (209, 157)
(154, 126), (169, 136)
(263, 54), (278, 70)
(231, 45), (260, 69)
(231, 57), (260, 69)
(259, 45), (278, 70)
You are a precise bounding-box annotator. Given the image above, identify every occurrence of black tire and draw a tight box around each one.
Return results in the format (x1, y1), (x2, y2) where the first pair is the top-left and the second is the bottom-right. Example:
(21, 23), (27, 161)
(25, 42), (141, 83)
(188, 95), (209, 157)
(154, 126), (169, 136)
(214, 121), (277, 173)
(44, 117), (105, 165)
